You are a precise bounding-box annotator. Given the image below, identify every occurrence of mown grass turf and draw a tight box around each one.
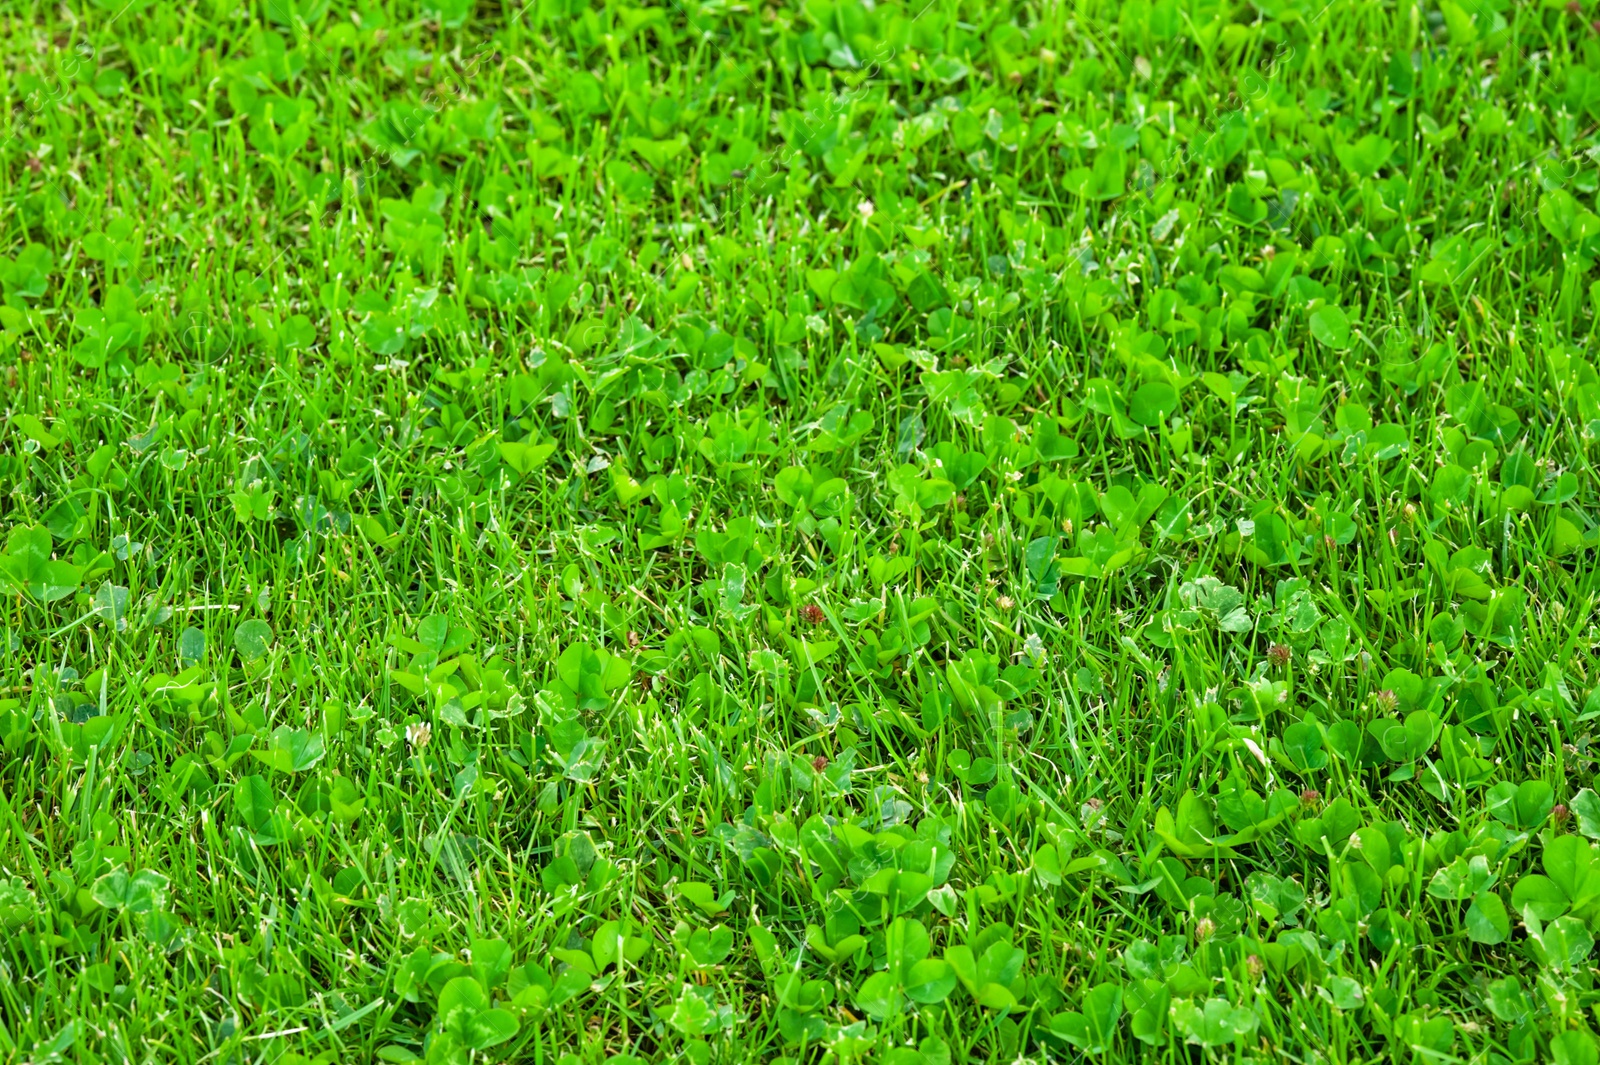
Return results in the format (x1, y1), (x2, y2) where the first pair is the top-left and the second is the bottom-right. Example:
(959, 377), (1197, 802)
(4, 0), (1600, 1062)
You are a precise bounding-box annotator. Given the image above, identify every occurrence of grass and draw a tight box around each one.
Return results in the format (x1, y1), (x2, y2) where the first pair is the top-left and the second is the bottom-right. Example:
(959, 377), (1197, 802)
(3, 0), (1600, 1061)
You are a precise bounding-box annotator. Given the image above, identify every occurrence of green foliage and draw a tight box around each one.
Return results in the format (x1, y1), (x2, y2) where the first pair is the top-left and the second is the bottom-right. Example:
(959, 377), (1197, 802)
(3, 0), (1600, 1061)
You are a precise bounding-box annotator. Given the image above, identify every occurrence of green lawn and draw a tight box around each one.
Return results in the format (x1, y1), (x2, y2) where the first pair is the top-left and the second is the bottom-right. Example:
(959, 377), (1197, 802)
(3, 0), (1600, 1061)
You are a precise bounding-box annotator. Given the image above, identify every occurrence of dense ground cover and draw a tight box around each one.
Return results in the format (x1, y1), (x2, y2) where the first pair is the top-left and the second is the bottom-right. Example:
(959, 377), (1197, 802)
(3, 0), (1600, 1060)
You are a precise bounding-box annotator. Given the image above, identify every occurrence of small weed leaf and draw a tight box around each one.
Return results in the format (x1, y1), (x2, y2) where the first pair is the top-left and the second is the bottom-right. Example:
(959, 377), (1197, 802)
(498, 439), (555, 477)
(667, 984), (736, 1036)
(1171, 997), (1258, 1047)
(0, 526), (81, 603)
(0, 877), (40, 930)
(1465, 892), (1511, 945)
(434, 976), (519, 1053)
(90, 869), (169, 915)
(251, 726), (326, 774)
(552, 643), (629, 710)
(233, 620), (273, 662)
(233, 775), (276, 832)
(1048, 982), (1123, 1054)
